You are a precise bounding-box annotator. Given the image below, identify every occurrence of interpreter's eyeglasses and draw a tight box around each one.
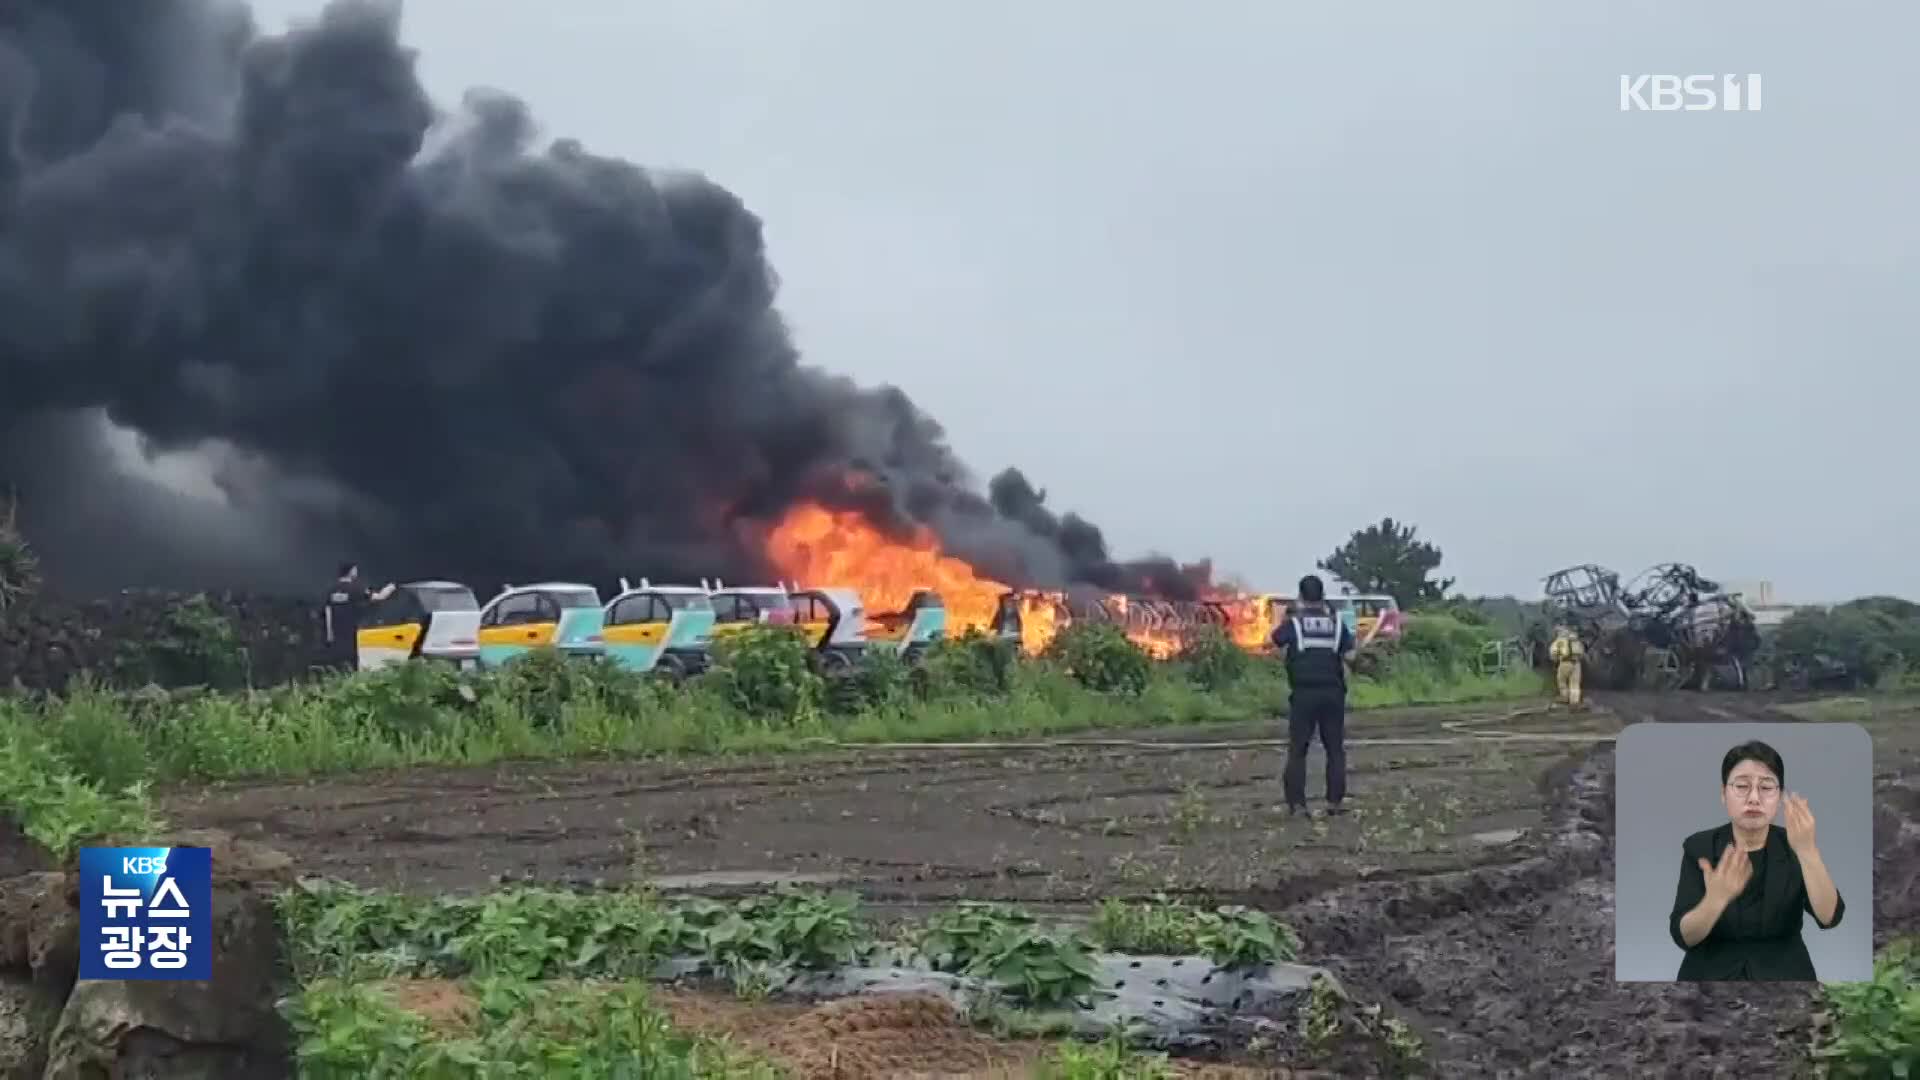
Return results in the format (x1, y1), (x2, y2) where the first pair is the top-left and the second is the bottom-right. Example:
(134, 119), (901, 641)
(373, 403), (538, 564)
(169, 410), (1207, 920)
(1727, 781), (1779, 799)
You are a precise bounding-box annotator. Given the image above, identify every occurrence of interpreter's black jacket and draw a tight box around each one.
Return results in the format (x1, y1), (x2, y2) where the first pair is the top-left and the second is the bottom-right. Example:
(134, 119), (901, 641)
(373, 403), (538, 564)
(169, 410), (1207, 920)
(1669, 823), (1844, 981)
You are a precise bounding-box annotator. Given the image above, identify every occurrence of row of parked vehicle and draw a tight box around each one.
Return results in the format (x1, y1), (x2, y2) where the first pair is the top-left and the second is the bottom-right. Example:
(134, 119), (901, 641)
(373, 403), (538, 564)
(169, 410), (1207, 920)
(352, 578), (949, 679)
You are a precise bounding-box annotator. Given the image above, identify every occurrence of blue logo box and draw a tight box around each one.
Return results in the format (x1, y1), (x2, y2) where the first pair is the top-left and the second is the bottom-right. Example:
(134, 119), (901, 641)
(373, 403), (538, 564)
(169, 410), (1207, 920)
(77, 847), (213, 981)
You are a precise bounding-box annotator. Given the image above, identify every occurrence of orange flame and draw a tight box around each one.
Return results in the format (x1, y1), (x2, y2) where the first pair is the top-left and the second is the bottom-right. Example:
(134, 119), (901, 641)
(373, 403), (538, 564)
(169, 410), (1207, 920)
(762, 501), (1283, 658)
(764, 503), (1009, 639)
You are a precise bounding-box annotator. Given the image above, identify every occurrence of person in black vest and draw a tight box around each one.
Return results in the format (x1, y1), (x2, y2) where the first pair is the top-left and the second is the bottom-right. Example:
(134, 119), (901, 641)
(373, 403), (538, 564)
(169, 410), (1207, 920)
(1271, 574), (1357, 817)
(323, 562), (395, 671)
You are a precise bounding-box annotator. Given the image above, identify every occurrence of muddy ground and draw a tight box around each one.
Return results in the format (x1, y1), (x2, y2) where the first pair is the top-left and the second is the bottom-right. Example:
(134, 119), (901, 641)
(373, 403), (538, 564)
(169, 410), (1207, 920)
(163, 692), (1920, 1077)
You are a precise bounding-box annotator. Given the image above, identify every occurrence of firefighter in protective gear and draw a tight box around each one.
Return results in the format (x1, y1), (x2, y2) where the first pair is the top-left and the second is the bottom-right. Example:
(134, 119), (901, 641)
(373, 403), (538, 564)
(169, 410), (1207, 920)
(1271, 574), (1357, 816)
(1549, 624), (1586, 708)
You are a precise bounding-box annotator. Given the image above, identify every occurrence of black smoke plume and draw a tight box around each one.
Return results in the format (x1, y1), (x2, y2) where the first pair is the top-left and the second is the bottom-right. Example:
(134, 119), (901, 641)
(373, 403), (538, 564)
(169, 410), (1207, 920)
(0, 0), (1211, 599)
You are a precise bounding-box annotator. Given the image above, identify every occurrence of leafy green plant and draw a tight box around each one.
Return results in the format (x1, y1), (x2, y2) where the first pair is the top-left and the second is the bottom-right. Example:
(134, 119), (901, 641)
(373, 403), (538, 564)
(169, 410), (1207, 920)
(1036, 1030), (1177, 1079)
(1088, 896), (1297, 968)
(277, 881), (688, 982)
(919, 629), (1019, 698)
(283, 977), (775, 1079)
(110, 595), (250, 690)
(707, 625), (825, 722)
(693, 885), (868, 975)
(1176, 625), (1250, 690)
(0, 716), (158, 857)
(1045, 623), (1151, 695)
(834, 646), (914, 714)
(1391, 614), (1498, 677)
(914, 901), (1104, 1008)
(1812, 935), (1920, 1077)
(918, 901), (1042, 973)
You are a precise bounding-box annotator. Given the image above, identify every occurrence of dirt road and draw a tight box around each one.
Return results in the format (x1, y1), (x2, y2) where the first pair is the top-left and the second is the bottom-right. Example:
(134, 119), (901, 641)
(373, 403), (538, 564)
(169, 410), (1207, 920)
(163, 692), (1920, 1077)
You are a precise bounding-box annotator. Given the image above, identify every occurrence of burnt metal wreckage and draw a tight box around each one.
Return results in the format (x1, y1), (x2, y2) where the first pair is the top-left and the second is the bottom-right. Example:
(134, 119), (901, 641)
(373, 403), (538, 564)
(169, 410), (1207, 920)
(1538, 562), (1762, 691)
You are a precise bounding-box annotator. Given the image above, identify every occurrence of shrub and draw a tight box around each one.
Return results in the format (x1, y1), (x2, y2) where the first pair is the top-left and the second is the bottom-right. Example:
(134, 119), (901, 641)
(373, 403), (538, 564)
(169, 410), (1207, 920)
(109, 595), (249, 690)
(917, 629), (1017, 699)
(1044, 623), (1151, 695)
(1771, 607), (1907, 688)
(1813, 935), (1919, 1076)
(836, 645), (913, 713)
(1177, 625), (1250, 691)
(706, 625), (824, 723)
(1388, 614), (1495, 676)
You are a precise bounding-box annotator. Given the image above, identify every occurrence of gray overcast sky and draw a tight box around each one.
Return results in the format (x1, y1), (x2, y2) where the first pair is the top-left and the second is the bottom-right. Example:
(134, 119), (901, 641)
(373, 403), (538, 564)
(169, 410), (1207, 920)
(249, 0), (1917, 603)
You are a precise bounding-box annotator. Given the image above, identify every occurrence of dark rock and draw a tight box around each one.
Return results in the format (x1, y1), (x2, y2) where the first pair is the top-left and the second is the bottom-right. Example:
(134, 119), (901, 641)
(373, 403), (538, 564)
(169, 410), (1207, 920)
(0, 831), (295, 1080)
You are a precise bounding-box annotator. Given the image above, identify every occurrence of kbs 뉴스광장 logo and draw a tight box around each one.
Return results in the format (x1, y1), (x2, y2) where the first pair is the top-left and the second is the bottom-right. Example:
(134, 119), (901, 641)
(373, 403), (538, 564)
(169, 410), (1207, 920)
(77, 846), (213, 981)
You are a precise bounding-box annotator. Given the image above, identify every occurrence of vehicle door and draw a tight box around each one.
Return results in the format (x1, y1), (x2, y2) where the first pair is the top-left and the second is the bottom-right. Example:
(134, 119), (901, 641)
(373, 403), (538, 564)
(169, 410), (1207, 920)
(357, 589), (426, 671)
(550, 589), (605, 654)
(662, 593), (717, 652)
(417, 586), (482, 665)
(477, 591), (547, 667)
(603, 592), (667, 671)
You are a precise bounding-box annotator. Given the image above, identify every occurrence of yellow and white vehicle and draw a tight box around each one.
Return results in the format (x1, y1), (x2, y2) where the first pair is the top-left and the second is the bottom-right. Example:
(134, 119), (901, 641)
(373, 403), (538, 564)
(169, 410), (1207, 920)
(705, 580), (800, 640)
(355, 580), (483, 671)
(788, 586), (870, 673)
(602, 578), (717, 680)
(475, 582), (605, 668)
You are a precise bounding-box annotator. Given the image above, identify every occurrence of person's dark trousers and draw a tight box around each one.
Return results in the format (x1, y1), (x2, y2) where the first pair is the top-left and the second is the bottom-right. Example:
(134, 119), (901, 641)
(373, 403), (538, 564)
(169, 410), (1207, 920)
(1283, 688), (1348, 810)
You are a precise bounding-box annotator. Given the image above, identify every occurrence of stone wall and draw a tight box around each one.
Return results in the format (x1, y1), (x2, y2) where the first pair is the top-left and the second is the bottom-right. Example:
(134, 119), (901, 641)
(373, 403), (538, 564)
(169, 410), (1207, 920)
(0, 592), (330, 692)
(0, 829), (295, 1078)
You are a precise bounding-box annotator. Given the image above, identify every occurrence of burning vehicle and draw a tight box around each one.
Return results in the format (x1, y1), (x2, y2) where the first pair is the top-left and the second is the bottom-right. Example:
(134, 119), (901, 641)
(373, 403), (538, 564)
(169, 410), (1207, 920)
(1539, 562), (1761, 690)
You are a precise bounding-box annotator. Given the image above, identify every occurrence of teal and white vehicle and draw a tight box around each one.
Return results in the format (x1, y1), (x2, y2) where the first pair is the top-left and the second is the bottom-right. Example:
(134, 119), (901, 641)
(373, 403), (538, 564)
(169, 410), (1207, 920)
(475, 582), (605, 668)
(602, 578), (717, 680)
(864, 589), (948, 661)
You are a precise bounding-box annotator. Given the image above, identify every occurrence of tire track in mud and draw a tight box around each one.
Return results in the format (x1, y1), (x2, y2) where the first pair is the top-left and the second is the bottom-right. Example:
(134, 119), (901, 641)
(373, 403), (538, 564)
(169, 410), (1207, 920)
(1268, 693), (1914, 1078)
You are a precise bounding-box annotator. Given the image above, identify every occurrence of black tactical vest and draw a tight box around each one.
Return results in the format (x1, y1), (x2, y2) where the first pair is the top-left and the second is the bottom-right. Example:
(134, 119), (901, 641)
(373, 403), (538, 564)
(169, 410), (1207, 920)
(1286, 608), (1346, 690)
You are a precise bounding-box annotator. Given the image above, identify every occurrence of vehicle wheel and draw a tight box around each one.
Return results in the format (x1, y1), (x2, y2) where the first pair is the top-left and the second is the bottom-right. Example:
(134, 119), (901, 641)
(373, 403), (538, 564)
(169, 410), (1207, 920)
(819, 649), (855, 675)
(652, 653), (688, 686)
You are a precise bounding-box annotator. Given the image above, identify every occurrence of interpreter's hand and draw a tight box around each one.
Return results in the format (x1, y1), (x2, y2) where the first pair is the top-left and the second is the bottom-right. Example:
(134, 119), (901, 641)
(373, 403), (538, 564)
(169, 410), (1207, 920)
(1785, 792), (1817, 854)
(1699, 842), (1752, 906)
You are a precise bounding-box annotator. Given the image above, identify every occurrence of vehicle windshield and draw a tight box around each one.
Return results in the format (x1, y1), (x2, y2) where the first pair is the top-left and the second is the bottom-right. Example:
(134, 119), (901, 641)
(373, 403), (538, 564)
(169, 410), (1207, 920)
(661, 592), (712, 611)
(550, 588), (601, 610)
(415, 586), (478, 612)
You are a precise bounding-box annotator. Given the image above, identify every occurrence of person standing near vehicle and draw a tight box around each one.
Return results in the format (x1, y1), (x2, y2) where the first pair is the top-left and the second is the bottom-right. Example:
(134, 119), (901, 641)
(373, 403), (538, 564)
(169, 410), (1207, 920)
(1549, 624), (1586, 708)
(323, 562), (395, 672)
(1271, 574), (1357, 817)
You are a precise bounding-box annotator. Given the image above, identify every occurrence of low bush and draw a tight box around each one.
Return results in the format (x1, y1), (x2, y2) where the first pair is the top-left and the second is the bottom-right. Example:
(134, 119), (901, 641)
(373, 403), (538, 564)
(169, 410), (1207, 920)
(1044, 623), (1153, 695)
(1812, 935), (1920, 1076)
(1176, 626), (1250, 691)
(1770, 599), (1920, 689)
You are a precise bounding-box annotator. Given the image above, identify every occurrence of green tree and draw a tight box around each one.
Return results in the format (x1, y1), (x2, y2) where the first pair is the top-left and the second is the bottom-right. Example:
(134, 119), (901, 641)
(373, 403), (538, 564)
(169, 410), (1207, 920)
(1317, 517), (1455, 604)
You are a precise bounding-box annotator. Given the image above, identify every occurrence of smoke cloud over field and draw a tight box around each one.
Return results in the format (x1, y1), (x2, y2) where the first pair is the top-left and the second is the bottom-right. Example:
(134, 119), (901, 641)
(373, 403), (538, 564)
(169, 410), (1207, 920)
(0, 0), (1207, 598)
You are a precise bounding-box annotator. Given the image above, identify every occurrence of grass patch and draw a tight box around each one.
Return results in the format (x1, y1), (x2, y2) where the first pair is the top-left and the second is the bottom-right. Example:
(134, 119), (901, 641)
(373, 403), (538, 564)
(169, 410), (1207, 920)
(1086, 895), (1298, 967)
(285, 976), (777, 1079)
(0, 629), (1543, 790)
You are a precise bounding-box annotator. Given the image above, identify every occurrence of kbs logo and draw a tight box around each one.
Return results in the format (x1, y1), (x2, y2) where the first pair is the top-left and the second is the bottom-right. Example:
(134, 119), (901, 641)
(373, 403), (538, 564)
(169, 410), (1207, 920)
(78, 846), (214, 981)
(1619, 74), (1762, 112)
